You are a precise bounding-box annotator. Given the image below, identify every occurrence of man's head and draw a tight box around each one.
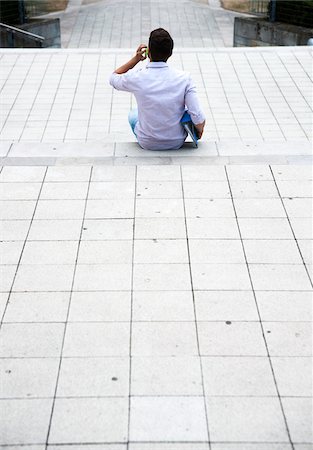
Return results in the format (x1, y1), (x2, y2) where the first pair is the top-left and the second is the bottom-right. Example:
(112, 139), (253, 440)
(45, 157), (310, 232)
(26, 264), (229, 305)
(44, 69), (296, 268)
(148, 28), (174, 62)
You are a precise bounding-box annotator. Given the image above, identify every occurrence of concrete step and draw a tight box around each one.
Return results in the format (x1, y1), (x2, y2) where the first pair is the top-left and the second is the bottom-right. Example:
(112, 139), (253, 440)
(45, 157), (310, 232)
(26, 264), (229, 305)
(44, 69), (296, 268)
(1, 140), (311, 166)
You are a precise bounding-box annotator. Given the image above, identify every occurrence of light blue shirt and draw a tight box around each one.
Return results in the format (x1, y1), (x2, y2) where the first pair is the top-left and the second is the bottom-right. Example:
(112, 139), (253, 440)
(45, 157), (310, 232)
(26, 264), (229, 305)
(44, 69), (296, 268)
(110, 61), (205, 150)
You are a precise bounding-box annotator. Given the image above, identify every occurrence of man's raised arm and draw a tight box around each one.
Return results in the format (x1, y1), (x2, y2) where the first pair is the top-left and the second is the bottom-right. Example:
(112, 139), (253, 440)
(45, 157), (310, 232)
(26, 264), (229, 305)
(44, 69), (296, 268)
(114, 45), (147, 74)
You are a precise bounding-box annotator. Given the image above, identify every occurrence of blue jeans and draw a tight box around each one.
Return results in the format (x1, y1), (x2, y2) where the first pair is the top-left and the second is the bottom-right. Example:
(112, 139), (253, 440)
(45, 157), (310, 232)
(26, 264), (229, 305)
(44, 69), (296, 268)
(128, 108), (138, 136)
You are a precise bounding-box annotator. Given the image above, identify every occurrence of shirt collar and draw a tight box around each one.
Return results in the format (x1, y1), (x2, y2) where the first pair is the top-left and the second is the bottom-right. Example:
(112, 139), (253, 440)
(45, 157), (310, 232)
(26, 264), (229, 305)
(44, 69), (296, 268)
(146, 62), (168, 68)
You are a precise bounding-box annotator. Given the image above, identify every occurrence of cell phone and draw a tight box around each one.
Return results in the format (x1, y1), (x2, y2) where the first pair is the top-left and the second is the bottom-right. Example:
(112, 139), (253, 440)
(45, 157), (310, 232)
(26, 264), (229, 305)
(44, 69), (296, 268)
(145, 48), (149, 58)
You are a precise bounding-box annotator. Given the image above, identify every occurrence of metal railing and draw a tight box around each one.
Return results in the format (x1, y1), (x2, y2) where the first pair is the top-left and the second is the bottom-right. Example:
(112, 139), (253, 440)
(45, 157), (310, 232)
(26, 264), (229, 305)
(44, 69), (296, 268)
(249, 0), (270, 16)
(0, 22), (45, 47)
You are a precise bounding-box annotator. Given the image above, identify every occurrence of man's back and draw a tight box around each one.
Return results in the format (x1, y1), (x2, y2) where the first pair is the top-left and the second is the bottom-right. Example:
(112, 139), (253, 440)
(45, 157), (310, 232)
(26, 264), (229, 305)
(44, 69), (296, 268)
(109, 28), (205, 150)
(110, 62), (196, 150)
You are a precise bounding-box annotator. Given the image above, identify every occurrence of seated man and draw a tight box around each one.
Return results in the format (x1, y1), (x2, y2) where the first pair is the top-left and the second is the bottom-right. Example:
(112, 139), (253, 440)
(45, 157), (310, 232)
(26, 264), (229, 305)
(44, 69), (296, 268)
(109, 28), (205, 150)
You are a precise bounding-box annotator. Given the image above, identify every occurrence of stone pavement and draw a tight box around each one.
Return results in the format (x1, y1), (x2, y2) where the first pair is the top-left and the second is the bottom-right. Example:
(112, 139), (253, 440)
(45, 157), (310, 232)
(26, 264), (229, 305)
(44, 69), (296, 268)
(0, 163), (312, 448)
(0, 11), (313, 449)
(59, 0), (239, 48)
(0, 47), (311, 154)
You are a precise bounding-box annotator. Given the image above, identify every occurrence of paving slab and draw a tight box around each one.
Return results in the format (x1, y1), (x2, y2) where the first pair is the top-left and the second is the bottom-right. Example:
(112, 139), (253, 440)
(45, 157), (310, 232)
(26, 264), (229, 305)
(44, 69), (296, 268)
(1, 163), (312, 447)
(0, 47), (311, 162)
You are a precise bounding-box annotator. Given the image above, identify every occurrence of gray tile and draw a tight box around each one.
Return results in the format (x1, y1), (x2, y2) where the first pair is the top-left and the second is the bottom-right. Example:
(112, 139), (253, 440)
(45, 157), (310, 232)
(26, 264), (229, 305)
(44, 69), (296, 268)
(283, 198), (312, 218)
(298, 239), (312, 265)
(238, 217), (294, 239)
(191, 263), (251, 290)
(129, 396), (208, 441)
(45, 166), (91, 182)
(290, 218), (313, 239)
(136, 181), (183, 198)
(198, 321), (267, 356)
(133, 264), (191, 290)
(73, 264), (132, 291)
(132, 291), (194, 321)
(282, 397), (313, 443)
(256, 291), (312, 321)
(136, 198), (185, 218)
(0, 358), (59, 398)
(131, 356), (203, 395)
(0, 220), (30, 241)
(226, 165), (273, 181)
(249, 264), (312, 291)
(130, 445), (209, 450)
(0, 398), (53, 444)
(0, 323), (64, 357)
(134, 239), (188, 264)
(13, 264), (75, 292)
(0, 183), (41, 200)
(21, 241), (78, 265)
(272, 357), (312, 397)
(85, 199), (134, 219)
(63, 322), (130, 357)
(0, 292), (9, 317)
(49, 446), (125, 450)
(88, 181), (135, 199)
(0, 265), (17, 292)
(0, 241), (24, 265)
(137, 165), (181, 181)
(189, 239), (245, 263)
(202, 356), (276, 396)
(185, 198), (235, 217)
(194, 290), (258, 321)
(34, 200), (85, 220)
(187, 217), (240, 239)
(277, 180), (312, 198)
(207, 396), (289, 442)
(234, 198), (286, 218)
(0, 166), (46, 182)
(92, 165), (135, 181)
(182, 165), (226, 181)
(3, 292), (70, 322)
(78, 240), (132, 264)
(131, 322), (198, 356)
(183, 181), (230, 198)
(229, 180), (279, 198)
(28, 219), (82, 241)
(48, 397), (128, 443)
(40, 182), (88, 200)
(81, 219), (133, 240)
(135, 218), (186, 239)
(68, 291), (131, 322)
(57, 357), (129, 397)
(264, 322), (312, 356)
(272, 165), (313, 181)
(0, 201), (36, 220)
(211, 445), (291, 450)
(243, 239), (303, 264)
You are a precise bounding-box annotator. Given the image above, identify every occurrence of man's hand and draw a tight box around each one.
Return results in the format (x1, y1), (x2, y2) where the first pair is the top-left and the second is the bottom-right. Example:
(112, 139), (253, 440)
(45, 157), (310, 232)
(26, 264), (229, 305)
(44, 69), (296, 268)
(114, 44), (147, 75)
(195, 121), (205, 139)
(135, 44), (148, 62)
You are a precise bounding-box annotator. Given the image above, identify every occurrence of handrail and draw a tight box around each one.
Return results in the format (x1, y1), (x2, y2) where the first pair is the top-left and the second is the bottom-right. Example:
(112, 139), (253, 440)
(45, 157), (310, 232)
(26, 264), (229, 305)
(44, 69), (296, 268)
(0, 22), (45, 42)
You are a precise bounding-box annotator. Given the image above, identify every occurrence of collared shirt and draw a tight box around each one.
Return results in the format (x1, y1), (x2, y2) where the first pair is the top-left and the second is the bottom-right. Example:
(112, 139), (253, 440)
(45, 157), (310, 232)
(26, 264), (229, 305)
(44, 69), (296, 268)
(109, 61), (205, 150)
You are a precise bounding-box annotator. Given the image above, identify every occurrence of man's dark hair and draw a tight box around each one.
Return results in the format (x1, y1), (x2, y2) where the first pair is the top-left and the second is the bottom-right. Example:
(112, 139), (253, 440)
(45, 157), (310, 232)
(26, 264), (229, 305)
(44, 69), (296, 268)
(149, 28), (174, 62)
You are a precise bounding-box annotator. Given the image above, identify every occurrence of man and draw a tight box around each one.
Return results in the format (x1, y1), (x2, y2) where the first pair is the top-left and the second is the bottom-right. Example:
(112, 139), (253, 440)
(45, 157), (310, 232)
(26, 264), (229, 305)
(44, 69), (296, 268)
(109, 28), (205, 150)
